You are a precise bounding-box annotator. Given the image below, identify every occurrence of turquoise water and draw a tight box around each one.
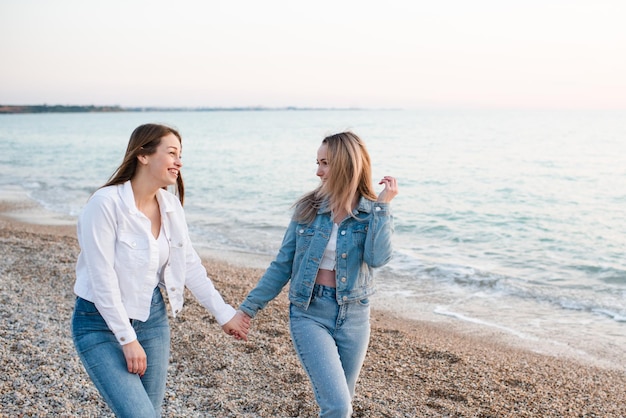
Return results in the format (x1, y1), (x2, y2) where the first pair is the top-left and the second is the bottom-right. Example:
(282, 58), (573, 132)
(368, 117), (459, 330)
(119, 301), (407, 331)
(1, 109), (624, 369)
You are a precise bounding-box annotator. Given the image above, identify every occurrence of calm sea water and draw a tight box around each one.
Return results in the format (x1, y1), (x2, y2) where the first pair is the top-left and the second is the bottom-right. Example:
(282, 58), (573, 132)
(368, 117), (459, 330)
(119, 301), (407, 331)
(1, 109), (624, 370)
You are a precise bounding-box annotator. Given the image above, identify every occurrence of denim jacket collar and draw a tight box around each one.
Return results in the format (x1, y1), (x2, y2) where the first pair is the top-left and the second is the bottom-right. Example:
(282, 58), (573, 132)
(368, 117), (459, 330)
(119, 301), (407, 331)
(317, 196), (374, 215)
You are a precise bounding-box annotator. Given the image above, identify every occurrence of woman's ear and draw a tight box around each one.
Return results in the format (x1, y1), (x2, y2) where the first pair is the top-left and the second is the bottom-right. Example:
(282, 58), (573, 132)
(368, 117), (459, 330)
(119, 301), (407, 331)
(137, 154), (148, 165)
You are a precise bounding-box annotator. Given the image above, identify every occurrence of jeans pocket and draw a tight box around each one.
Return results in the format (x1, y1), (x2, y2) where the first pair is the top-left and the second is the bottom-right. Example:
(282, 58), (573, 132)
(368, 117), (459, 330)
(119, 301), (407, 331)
(151, 287), (164, 306)
(72, 298), (113, 346)
(74, 297), (100, 316)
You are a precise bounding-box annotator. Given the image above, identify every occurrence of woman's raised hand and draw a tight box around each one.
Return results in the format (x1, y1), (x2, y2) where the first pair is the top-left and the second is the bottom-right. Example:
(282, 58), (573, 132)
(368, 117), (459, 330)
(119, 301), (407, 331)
(377, 176), (398, 203)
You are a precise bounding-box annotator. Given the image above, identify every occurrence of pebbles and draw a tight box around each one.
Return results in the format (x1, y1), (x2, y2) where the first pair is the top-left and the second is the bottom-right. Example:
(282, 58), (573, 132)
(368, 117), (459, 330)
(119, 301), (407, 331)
(1, 216), (625, 417)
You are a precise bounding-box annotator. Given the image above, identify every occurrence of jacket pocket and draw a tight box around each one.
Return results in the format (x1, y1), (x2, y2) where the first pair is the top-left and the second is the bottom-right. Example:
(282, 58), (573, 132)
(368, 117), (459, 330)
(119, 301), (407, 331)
(295, 226), (316, 255)
(117, 233), (149, 269)
(351, 222), (369, 247)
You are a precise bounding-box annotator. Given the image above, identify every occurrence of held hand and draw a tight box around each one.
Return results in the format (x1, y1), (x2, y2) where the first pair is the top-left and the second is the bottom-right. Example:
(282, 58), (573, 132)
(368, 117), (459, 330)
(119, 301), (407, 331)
(122, 340), (147, 377)
(222, 310), (251, 341)
(377, 176), (399, 203)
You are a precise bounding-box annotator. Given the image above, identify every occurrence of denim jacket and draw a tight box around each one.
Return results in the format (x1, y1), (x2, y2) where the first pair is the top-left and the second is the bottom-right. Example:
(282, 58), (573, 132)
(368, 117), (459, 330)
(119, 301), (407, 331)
(240, 197), (393, 318)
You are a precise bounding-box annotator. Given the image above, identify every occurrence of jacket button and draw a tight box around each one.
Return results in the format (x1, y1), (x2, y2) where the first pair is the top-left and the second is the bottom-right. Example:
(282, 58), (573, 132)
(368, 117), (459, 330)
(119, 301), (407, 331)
(341, 277), (347, 282)
(342, 296), (348, 301)
(131, 242), (137, 247)
(299, 229), (304, 234)
(341, 230), (346, 235)
(375, 206), (382, 211)
(341, 253), (347, 259)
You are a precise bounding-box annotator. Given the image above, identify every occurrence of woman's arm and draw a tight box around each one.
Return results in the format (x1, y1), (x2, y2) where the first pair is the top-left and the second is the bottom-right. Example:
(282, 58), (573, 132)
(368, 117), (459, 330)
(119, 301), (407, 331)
(77, 194), (138, 344)
(364, 176), (399, 267)
(183, 240), (238, 325)
(239, 220), (298, 318)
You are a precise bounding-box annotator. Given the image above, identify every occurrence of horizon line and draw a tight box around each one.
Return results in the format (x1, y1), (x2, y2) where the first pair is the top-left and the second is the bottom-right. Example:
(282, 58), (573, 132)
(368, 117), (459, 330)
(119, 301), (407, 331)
(0, 104), (405, 114)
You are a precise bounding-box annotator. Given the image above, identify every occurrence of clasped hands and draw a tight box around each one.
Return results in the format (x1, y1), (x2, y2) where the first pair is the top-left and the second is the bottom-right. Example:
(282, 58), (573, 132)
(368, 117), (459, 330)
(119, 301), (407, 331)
(222, 310), (252, 341)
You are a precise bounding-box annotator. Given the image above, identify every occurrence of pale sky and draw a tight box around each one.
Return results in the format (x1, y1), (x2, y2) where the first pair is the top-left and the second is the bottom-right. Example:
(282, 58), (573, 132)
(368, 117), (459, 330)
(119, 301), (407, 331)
(1, 0), (625, 109)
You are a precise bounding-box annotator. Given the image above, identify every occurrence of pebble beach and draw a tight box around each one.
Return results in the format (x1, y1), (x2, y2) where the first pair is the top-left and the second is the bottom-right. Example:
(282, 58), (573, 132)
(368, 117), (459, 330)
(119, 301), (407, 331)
(1, 198), (625, 417)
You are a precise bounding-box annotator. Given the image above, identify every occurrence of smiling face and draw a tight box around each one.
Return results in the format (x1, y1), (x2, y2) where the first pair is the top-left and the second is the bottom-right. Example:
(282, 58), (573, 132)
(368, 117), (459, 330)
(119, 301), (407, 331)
(139, 133), (183, 188)
(316, 142), (330, 182)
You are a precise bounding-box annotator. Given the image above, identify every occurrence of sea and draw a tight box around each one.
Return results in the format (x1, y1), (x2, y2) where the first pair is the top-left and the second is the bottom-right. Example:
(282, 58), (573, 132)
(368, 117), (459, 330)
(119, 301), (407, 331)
(1, 109), (624, 371)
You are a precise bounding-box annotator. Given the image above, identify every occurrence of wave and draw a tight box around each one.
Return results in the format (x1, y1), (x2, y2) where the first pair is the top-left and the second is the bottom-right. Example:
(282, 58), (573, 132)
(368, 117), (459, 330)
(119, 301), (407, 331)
(432, 308), (534, 340)
(385, 249), (626, 325)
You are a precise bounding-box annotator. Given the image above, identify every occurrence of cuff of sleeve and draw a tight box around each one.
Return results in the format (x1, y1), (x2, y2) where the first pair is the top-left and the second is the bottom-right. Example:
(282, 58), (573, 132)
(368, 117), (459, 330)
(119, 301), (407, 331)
(116, 327), (138, 345)
(214, 304), (237, 326)
(373, 202), (391, 216)
(238, 303), (257, 319)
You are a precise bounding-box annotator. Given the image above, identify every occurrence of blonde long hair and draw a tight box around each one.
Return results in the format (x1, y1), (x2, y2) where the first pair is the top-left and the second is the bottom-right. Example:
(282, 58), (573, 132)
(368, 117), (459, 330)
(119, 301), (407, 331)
(102, 123), (185, 204)
(294, 132), (377, 224)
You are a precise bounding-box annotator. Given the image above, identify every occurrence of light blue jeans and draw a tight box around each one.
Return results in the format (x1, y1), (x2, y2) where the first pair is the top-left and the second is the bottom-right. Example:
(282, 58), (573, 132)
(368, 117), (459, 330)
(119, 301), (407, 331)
(71, 287), (170, 418)
(289, 284), (371, 418)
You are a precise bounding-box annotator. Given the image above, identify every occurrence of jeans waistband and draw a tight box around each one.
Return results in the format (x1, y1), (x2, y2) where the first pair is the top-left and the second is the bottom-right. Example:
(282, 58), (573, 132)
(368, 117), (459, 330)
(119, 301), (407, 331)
(312, 284), (337, 298)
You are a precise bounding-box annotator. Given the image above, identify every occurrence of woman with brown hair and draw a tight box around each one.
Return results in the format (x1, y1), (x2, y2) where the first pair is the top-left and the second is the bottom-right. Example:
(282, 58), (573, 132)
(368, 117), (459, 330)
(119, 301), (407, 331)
(240, 131), (398, 417)
(71, 123), (249, 417)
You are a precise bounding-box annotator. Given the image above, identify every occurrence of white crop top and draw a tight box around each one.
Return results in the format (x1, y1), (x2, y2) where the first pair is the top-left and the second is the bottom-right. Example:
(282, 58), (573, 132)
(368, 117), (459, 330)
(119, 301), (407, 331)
(156, 224), (170, 285)
(319, 223), (338, 270)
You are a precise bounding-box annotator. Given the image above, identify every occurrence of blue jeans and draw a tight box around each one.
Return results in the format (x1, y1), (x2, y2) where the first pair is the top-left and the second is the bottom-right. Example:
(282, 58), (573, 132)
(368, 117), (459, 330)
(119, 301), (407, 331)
(71, 287), (170, 418)
(289, 284), (371, 418)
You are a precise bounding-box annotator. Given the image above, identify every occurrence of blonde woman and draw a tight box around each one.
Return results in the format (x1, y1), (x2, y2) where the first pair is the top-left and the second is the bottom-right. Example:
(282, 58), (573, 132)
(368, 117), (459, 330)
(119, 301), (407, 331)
(71, 124), (249, 417)
(240, 132), (398, 417)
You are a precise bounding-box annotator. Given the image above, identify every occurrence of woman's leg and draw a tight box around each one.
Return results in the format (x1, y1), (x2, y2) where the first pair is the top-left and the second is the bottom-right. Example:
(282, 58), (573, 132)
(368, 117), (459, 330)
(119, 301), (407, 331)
(71, 296), (157, 418)
(289, 285), (369, 418)
(334, 297), (371, 398)
(133, 287), (171, 413)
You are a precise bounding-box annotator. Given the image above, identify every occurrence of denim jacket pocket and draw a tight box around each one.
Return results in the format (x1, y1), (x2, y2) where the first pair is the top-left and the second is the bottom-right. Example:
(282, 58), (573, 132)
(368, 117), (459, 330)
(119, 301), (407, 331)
(351, 222), (369, 247)
(295, 226), (316, 255)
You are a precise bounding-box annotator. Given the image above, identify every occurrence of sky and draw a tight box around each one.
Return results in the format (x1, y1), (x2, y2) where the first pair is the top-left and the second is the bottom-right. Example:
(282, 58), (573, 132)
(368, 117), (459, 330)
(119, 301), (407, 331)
(1, 0), (625, 110)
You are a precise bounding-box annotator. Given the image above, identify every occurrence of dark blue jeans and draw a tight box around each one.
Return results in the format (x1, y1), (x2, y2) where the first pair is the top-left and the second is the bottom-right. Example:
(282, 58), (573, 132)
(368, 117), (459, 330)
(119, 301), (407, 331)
(72, 287), (170, 418)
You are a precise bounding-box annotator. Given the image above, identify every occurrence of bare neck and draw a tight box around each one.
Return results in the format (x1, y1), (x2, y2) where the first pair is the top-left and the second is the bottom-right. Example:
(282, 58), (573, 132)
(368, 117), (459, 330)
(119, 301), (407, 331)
(130, 179), (159, 211)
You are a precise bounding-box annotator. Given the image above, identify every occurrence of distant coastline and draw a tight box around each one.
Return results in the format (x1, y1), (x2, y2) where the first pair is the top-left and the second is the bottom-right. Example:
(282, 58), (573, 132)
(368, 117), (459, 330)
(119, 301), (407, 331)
(0, 105), (126, 114)
(0, 104), (367, 114)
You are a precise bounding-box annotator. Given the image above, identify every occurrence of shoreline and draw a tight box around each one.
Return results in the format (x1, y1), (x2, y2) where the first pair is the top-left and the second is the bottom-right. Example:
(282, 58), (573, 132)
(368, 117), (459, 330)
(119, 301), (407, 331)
(3, 189), (621, 372)
(1, 198), (626, 416)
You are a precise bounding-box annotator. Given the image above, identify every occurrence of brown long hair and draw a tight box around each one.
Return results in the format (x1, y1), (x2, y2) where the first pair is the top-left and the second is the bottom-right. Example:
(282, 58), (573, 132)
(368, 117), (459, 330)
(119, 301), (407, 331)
(294, 132), (377, 224)
(102, 123), (185, 204)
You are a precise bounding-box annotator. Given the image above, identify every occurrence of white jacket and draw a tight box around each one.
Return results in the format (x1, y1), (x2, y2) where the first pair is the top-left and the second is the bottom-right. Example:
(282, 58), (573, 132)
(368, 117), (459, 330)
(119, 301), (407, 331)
(74, 180), (235, 345)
